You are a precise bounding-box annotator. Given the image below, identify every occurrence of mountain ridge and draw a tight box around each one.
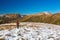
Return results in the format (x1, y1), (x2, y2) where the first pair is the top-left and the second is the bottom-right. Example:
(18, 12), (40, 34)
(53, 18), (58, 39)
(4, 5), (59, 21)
(0, 12), (60, 25)
(20, 12), (60, 25)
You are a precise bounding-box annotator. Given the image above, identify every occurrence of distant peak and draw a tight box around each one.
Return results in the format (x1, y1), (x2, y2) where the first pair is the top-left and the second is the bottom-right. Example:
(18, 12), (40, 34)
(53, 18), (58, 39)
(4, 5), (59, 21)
(38, 11), (51, 15)
(43, 11), (50, 14)
(34, 11), (52, 16)
(43, 11), (49, 14)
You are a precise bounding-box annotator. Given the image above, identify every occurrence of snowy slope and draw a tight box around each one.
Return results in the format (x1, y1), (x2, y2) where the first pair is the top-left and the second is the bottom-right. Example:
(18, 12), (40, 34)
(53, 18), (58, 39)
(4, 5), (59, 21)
(0, 22), (60, 40)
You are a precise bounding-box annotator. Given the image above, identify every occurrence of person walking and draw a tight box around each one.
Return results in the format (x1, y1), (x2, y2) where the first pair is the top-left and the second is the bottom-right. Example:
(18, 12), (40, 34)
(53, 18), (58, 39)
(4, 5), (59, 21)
(16, 20), (19, 28)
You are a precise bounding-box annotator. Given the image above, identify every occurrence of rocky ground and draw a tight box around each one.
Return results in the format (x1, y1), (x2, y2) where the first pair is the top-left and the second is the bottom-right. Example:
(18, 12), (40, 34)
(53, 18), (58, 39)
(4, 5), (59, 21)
(0, 22), (60, 40)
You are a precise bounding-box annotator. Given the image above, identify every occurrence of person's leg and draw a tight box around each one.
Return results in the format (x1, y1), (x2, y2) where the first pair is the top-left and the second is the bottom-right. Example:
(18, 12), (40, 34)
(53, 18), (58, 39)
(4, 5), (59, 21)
(17, 23), (19, 28)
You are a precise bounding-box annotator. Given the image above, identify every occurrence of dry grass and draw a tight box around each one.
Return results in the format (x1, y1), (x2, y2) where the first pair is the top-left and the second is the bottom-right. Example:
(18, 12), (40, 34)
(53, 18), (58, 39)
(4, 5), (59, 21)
(0, 22), (59, 30)
(0, 25), (16, 30)
(0, 22), (39, 30)
(0, 38), (5, 40)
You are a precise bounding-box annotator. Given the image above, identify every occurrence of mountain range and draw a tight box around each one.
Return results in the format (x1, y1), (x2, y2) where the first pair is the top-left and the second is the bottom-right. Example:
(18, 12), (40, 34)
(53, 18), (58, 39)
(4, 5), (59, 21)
(20, 12), (60, 25)
(0, 12), (60, 25)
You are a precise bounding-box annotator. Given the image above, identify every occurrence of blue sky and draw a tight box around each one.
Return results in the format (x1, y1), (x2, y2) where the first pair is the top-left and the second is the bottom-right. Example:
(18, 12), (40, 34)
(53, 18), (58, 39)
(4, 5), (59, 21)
(0, 0), (60, 15)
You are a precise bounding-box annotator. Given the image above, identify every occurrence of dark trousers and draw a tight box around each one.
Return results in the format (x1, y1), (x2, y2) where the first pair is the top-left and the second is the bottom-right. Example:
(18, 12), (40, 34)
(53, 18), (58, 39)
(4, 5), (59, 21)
(17, 23), (19, 28)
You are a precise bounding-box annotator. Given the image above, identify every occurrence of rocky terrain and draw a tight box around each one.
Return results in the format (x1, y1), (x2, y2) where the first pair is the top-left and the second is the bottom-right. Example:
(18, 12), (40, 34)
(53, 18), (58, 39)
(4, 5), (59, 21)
(0, 14), (21, 24)
(0, 22), (60, 40)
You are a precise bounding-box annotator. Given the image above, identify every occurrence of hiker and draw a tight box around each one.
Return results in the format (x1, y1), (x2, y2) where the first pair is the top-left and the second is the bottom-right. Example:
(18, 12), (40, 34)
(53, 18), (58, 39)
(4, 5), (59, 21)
(16, 20), (19, 28)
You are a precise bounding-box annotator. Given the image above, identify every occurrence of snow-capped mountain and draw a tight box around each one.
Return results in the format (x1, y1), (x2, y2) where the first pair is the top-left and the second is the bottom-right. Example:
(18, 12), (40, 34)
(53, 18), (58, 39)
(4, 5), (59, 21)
(36, 11), (52, 15)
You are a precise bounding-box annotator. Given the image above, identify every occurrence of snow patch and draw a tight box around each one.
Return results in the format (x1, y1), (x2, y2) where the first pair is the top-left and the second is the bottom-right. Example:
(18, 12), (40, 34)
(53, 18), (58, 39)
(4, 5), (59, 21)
(0, 23), (60, 40)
